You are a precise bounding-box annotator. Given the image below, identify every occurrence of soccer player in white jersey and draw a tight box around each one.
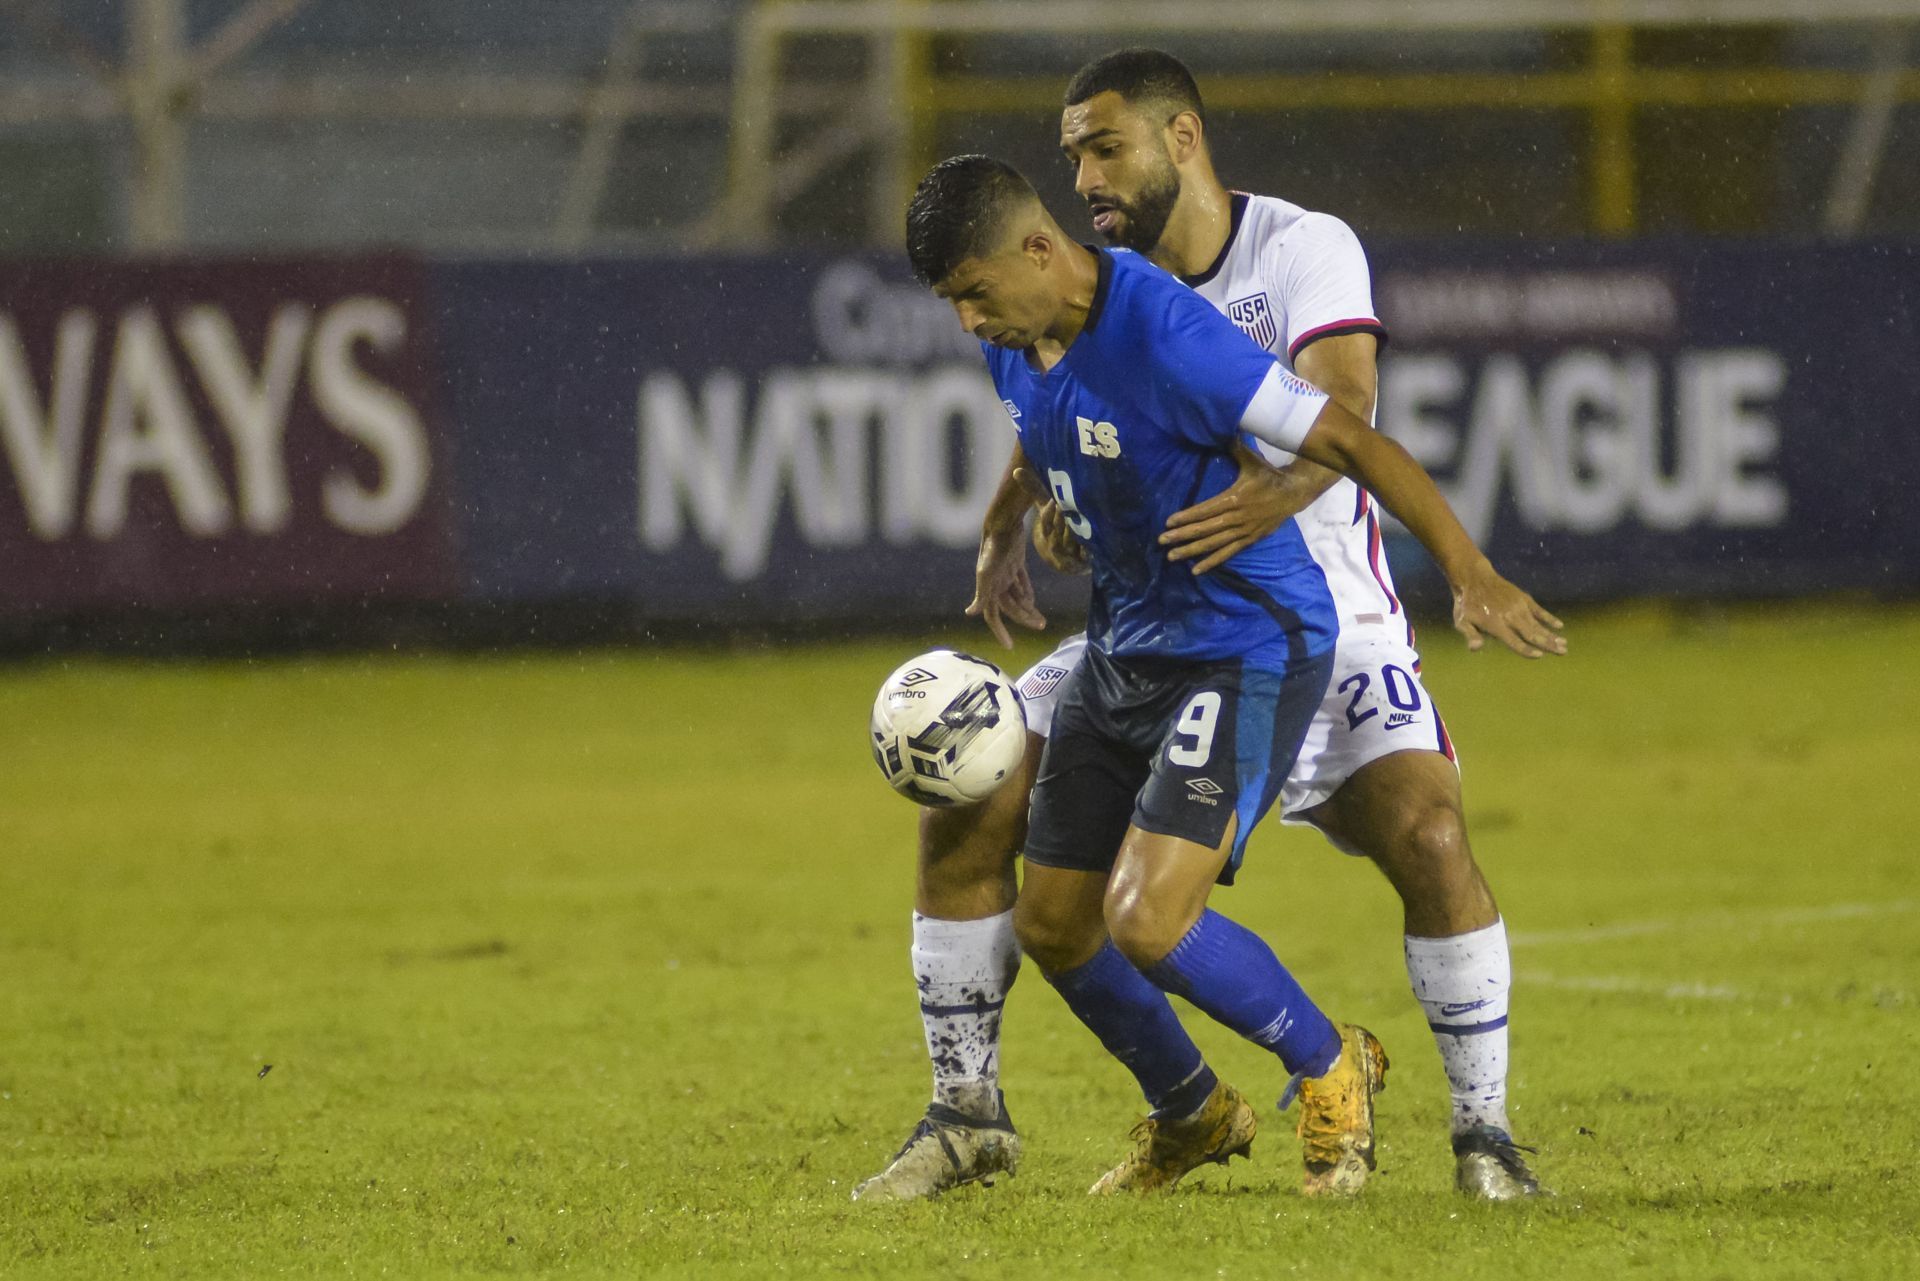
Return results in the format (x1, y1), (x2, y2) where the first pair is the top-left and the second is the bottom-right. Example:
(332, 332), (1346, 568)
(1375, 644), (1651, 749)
(855, 49), (1550, 1203)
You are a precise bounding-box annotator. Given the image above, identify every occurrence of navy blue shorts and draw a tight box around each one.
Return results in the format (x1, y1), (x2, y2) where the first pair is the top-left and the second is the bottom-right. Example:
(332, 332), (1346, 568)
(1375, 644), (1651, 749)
(1023, 644), (1334, 886)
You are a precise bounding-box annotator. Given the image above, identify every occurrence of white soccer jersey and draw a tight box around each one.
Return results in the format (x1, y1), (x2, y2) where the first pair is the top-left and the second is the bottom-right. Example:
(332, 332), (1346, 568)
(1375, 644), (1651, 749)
(1182, 193), (1412, 650)
(1017, 192), (1457, 820)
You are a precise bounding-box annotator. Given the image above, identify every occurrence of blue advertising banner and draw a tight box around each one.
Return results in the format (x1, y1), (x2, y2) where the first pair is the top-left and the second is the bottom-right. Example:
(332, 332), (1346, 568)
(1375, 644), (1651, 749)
(430, 254), (1078, 621)
(3, 241), (1916, 625)
(430, 240), (1920, 620)
(1368, 241), (1920, 600)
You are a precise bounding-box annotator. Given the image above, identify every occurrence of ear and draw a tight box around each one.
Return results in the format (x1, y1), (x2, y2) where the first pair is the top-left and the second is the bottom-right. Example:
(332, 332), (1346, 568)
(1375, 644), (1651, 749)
(1022, 228), (1054, 269)
(1166, 110), (1204, 166)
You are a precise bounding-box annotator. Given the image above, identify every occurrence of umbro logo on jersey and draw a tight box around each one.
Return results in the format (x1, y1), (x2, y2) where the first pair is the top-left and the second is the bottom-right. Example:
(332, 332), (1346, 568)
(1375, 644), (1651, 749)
(898, 667), (939, 687)
(1227, 292), (1279, 351)
(1001, 399), (1022, 421)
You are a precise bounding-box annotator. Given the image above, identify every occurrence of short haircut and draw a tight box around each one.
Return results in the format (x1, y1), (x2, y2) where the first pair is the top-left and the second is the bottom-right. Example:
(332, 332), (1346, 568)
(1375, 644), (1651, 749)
(1063, 47), (1205, 124)
(905, 154), (1039, 286)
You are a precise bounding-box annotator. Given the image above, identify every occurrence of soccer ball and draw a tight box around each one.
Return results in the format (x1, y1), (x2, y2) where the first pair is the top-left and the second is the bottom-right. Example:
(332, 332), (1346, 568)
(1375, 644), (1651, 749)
(870, 650), (1027, 807)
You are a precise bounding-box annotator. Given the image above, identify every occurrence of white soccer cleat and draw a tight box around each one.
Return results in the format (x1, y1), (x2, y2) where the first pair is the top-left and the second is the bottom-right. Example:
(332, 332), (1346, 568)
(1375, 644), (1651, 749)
(1452, 1123), (1544, 1200)
(851, 1094), (1022, 1202)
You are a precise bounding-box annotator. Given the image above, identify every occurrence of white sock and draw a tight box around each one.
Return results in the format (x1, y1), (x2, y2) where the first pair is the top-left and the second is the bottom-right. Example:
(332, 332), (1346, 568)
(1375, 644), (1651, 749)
(912, 910), (1020, 1121)
(1404, 917), (1512, 1136)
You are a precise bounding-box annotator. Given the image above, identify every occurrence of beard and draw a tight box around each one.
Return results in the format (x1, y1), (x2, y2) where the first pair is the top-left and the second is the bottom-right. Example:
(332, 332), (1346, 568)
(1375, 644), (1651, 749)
(1105, 160), (1181, 253)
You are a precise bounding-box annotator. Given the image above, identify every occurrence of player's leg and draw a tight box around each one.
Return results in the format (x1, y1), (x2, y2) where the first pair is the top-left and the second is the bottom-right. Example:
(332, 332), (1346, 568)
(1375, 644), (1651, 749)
(1017, 658), (1252, 1194)
(1105, 654), (1389, 1198)
(1106, 818), (1386, 1197)
(909, 733), (1035, 1122)
(1301, 747), (1539, 1198)
(852, 740), (1033, 1203)
(1287, 643), (1538, 1198)
(853, 640), (1086, 1202)
(1016, 859), (1255, 1195)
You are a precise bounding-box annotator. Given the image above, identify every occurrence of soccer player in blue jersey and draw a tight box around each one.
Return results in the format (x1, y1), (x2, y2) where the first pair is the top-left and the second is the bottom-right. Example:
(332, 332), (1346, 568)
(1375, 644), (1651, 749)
(895, 155), (1563, 1198)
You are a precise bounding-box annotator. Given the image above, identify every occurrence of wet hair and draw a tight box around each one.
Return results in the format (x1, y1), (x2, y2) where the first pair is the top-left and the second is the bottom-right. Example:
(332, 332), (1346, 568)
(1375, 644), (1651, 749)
(1063, 47), (1206, 124)
(905, 154), (1040, 286)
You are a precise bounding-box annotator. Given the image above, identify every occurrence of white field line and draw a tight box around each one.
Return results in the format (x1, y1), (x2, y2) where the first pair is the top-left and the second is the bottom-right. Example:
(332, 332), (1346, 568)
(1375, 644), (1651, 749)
(1508, 899), (1916, 948)
(1524, 972), (1755, 1002)
(1512, 899), (1917, 1005)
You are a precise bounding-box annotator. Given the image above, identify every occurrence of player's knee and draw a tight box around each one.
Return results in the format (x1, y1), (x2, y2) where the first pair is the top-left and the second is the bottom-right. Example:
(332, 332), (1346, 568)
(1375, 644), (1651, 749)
(1013, 894), (1094, 973)
(1101, 885), (1193, 970)
(1391, 802), (1474, 881)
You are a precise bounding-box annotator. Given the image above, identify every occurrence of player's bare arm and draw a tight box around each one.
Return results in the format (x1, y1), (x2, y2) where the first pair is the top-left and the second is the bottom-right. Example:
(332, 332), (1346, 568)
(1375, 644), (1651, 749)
(966, 441), (1048, 648)
(1160, 332), (1379, 574)
(1285, 396), (1567, 659)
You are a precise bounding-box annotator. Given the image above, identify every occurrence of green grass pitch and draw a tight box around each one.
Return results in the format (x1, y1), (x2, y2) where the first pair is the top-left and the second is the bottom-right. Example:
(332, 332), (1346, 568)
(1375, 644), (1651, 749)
(1, 602), (1916, 1279)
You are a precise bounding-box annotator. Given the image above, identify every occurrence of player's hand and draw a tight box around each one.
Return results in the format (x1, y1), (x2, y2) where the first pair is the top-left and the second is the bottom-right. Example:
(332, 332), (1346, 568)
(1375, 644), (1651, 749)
(1015, 468), (1090, 576)
(1159, 442), (1324, 575)
(1451, 559), (1567, 658)
(966, 517), (1047, 649)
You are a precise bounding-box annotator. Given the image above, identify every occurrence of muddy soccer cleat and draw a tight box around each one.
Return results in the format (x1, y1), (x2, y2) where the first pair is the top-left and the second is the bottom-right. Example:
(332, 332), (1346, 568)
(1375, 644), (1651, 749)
(850, 1094), (1022, 1202)
(1282, 1023), (1390, 1198)
(1453, 1123), (1543, 1200)
(1088, 1080), (1258, 1195)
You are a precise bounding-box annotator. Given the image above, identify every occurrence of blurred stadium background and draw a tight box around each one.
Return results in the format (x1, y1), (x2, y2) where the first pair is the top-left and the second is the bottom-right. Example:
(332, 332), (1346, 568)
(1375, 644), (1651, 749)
(2, 3), (1918, 1278)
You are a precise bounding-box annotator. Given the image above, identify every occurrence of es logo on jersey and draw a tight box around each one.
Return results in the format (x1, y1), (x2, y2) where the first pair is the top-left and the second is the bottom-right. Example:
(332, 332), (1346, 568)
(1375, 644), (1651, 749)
(1076, 416), (1120, 459)
(1227, 293), (1279, 351)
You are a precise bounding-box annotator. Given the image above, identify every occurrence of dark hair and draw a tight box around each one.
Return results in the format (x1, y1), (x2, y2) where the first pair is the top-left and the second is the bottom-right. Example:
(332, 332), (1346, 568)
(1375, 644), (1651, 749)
(1063, 47), (1205, 123)
(905, 154), (1038, 286)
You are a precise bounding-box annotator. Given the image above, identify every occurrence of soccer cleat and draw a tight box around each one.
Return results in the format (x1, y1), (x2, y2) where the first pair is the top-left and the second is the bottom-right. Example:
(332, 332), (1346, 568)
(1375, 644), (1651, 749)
(1452, 1123), (1544, 1200)
(850, 1094), (1022, 1202)
(1088, 1080), (1258, 1195)
(1281, 1023), (1390, 1198)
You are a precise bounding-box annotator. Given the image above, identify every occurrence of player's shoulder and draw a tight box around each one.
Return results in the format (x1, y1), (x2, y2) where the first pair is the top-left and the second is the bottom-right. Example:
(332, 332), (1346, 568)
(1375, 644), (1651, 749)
(1238, 193), (1367, 258)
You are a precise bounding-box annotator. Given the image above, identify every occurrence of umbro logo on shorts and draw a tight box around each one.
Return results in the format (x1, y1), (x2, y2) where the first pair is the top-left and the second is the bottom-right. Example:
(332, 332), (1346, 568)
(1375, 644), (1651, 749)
(1185, 778), (1224, 805)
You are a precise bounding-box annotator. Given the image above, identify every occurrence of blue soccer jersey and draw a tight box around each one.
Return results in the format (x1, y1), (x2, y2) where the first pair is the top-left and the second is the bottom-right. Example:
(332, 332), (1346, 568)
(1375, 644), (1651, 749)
(983, 248), (1339, 673)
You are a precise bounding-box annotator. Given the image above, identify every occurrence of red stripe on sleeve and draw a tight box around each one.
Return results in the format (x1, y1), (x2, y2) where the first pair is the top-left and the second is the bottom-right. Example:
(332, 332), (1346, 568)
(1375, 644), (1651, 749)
(1288, 317), (1387, 360)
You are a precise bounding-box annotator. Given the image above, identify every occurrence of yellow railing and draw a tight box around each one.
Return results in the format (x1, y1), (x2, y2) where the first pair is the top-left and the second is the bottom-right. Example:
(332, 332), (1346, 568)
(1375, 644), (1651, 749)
(915, 46), (1920, 236)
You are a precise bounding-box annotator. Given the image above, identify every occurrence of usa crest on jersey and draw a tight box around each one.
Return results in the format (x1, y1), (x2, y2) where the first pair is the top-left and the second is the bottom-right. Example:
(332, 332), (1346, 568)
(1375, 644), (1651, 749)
(1227, 293), (1279, 351)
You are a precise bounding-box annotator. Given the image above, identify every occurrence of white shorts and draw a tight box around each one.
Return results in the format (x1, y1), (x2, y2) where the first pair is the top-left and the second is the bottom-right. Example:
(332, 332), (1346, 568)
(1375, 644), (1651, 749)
(1015, 629), (1457, 822)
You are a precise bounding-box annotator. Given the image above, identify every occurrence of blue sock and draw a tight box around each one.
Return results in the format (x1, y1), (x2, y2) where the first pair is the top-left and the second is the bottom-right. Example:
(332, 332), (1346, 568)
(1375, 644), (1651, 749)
(1144, 909), (1342, 1078)
(1045, 941), (1218, 1118)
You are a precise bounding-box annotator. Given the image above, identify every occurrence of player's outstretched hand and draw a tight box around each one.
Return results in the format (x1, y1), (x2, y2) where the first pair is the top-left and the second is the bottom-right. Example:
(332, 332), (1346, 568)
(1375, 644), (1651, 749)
(1452, 560), (1567, 658)
(1012, 468), (1091, 577)
(1159, 441), (1323, 575)
(966, 519), (1046, 649)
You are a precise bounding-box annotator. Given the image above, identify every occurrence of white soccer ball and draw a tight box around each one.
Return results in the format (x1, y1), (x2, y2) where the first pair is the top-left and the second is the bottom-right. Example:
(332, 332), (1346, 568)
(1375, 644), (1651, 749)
(870, 649), (1027, 807)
